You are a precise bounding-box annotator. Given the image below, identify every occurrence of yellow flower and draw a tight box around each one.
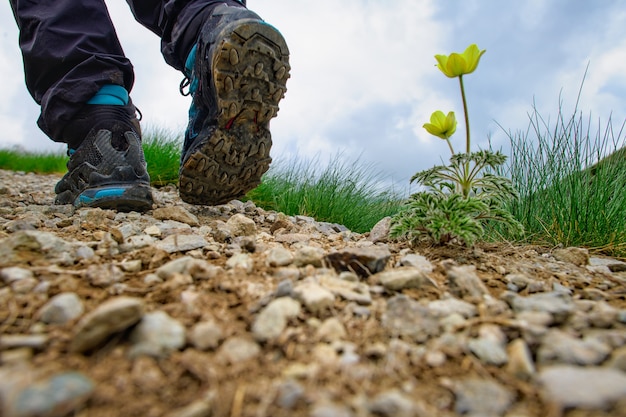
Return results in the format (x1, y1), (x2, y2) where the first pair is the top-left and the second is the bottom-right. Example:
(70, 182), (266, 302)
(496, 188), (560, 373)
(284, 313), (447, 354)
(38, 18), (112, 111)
(423, 111), (457, 139)
(435, 44), (486, 78)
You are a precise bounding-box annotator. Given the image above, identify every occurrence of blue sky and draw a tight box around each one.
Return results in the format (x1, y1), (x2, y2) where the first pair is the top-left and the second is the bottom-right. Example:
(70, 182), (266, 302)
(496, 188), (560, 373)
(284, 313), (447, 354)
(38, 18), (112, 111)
(1, 0), (625, 187)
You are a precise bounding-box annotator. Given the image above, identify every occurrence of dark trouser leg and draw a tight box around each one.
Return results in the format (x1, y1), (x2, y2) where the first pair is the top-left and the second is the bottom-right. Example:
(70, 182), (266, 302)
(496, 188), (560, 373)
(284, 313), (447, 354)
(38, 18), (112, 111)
(9, 0), (134, 143)
(125, 0), (247, 72)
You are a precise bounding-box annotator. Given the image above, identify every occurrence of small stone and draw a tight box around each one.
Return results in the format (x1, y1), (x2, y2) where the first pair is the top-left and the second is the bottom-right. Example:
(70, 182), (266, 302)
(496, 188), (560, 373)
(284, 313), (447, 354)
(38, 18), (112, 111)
(71, 296), (144, 353)
(155, 234), (209, 253)
(315, 317), (347, 342)
(506, 339), (535, 379)
(537, 329), (611, 365)
(225, 253), (254, 272)
(468, 337), (508, 366)
(504, 291), (574, 324)
(382, 295), (440, 343)
(276, 379), (304, 409)
(119, 259), (142, 273)
(325, 246), (391, 277)
(553, 247), (589, 266)
(156, 256), (219, 281)
(0, 334), (48, 350)
(3, 371), (94, 417)
(37, 292), (84, 325)
(446, 265), (489, 299)
(368, 217), (391, 243)
(225, 213), (256, 237)
(153, 206), (199, 227)
(130, 310), (186, 354)
(0, 266), (34, 284)
(189, 320), (224, 350)
(372, 267), (437, 291)
(445, 377), (514, 416)
(318, 274), (372, 305)
(86, 263), (124, 287)
(539, 365), (626, 409)
(428, 296), (477, 319)
(368, 389), (416, 417)
(587, 301), (619, 328)
(0, 230), (75, 265)
(293, 281), (335, 315)
(11, 277), (38, 294)
(266, 246), (294, 267)
(425, 350), (446, 367)
(397, 253), (434, 272)
(218, 337), (260, 364)
(293, 246), (325, 267)
(252, 297), (301, 342)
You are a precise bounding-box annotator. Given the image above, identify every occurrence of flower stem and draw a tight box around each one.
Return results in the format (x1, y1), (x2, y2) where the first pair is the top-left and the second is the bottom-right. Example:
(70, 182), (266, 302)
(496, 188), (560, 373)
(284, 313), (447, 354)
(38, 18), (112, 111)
(458, 75), (471, 197)
(445, 138), (455, 155)
(459, 75), (470, 154)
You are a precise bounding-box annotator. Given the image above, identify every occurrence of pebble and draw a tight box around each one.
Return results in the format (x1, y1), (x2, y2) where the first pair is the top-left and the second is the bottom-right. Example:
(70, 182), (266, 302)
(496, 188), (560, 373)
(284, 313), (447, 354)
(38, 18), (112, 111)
(252, 297), (301, 342)
(293, 281), (335, 315)
(315, 317), (347, 342)
(153, 206), (199, 227)
(428, 295), (477, 318)
(155, 234), (209, 253)
(225, 213), (256, 236)
(538, 365), (626, 409)
(504, 291), (574, 324)
(0, 266), (34, 284)
(37, 292), (84, 325)
(371, 266), (436, 291)
(130, 310), (186, 355)
(324, 246), (391, 277)
(189, 320), (224, 350)
(552, 247), (589, 266)
(218, 337), (260, 364)
(468, 337), (508, 366)
(382, 295), (440, 343)
(368, 389), (417, 417)
(444, 377), (514, 416)
(537, 329), (611, 365)
(266, 246), (294, 267)
(71, 296), (144, 353)
(276, 379), (305, 409)
(446, 265), (489, 299)
(506, 339), (535, 379)
(2, 371), (94, 417)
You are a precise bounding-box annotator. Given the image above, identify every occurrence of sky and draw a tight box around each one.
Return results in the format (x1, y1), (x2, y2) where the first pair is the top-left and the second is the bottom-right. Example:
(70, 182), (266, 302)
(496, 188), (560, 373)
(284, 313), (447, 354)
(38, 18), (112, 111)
(1, 0), (625, 188)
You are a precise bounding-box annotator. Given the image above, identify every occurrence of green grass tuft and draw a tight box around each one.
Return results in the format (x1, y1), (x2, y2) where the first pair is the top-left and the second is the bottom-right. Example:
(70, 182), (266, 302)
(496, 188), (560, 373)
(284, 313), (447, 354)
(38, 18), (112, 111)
(495, 99), (626, 258)
(142, 126), (182, 186)
(0, 148), (68, 174)
(247, 154), (401, 233)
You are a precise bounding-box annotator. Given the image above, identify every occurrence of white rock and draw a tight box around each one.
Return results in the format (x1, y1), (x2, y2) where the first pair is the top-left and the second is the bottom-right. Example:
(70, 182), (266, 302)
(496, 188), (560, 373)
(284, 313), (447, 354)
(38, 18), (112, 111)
(539, 365), (626, 409)
(189, 320), (224, 350)
(130, 311), (186, 353)
(293, 281), (335, 315)
(252, 297), (301, 342)
(37, 292), (84, 325)
(226, 213), (256, 237)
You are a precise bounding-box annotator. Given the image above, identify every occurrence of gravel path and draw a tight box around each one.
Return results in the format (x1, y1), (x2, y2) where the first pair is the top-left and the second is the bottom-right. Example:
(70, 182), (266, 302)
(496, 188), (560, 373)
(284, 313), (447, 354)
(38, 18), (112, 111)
(0, 169), (625, 417)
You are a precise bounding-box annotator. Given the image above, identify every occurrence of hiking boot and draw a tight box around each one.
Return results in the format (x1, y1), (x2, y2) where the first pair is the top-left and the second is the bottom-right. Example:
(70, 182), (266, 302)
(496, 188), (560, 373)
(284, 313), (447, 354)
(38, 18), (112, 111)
(179, 3), (290, 205)
(55, 104), (154, 211)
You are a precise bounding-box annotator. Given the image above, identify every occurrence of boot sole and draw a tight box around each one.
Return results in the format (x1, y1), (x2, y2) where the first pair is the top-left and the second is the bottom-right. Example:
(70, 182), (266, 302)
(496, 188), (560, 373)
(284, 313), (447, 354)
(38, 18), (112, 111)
(73, 183), (154, 212)
(179, 19), (290, 205)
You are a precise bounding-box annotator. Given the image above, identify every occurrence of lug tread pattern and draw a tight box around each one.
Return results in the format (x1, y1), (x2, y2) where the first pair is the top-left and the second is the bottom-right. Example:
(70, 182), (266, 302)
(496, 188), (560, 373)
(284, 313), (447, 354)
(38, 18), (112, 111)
(180, 19), (290, 205)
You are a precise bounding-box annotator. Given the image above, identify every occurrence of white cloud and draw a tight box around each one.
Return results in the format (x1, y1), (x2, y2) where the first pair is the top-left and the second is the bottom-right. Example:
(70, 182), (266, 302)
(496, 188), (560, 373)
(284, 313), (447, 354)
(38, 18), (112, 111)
(0, 0), (624, 184)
